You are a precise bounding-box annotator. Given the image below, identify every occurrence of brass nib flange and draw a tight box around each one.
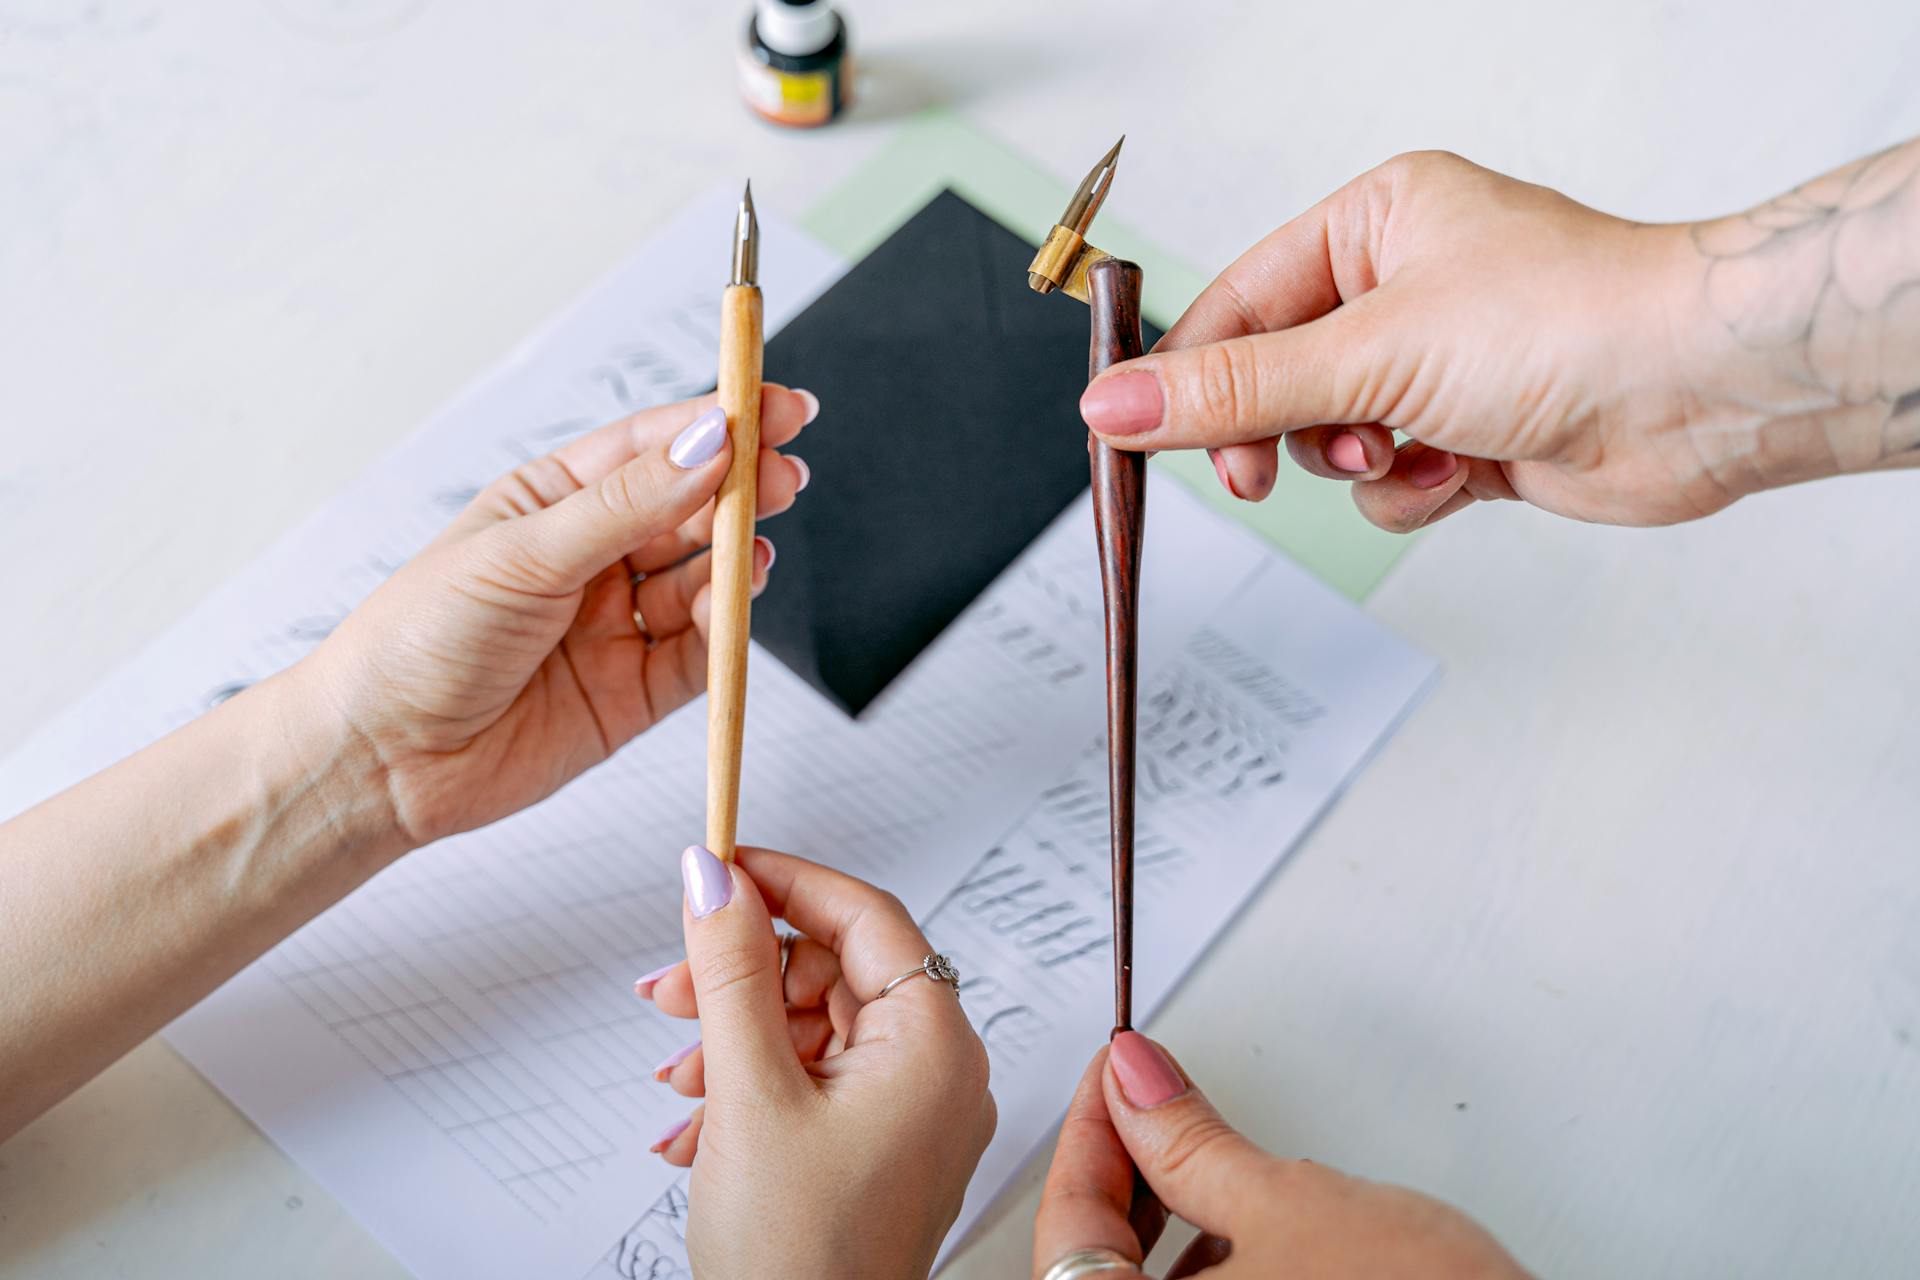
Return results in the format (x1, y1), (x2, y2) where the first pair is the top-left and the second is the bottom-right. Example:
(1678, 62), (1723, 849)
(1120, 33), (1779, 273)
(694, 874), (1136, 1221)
(1026, 135), (1124, 305)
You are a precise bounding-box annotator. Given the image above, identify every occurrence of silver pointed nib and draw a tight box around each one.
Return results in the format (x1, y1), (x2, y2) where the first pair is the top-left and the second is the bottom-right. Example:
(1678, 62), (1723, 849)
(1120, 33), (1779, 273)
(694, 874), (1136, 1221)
(730, 180), (759, 286)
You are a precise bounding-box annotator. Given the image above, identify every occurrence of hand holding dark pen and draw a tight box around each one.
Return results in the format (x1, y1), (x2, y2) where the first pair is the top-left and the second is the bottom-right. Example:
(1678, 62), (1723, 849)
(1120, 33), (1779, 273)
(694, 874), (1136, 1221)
(1080, 140), (1920, 532)
(1031, 1035), (1527, 1279)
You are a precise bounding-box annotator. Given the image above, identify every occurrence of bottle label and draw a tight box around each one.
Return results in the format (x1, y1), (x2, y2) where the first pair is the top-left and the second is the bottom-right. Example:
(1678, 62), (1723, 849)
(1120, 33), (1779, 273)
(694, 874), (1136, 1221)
(738, 53), (846, 128)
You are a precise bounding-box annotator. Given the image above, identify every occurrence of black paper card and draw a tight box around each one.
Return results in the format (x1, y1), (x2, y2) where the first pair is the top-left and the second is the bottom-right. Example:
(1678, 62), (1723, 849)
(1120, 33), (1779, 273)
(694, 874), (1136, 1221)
(752, 188), (1164, 715)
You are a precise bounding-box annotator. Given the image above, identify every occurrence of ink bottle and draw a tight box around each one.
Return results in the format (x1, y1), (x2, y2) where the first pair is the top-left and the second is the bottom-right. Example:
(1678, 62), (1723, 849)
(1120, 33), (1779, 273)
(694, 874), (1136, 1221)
(739, 0), (851, 129)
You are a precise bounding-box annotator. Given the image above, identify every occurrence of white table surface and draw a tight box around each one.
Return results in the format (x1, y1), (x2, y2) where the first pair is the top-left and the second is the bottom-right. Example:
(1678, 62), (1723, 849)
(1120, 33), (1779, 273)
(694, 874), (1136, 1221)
(4, 3), (1920, 1276)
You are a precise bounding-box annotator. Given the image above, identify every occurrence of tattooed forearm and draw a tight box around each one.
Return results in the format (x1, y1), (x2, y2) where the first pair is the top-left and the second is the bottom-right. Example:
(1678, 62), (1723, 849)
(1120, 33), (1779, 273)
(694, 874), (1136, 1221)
(1690, 137), (1920, 470)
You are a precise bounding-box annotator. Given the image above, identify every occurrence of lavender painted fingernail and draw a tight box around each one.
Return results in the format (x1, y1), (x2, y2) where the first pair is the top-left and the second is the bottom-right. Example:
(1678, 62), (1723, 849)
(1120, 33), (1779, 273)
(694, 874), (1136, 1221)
(789, 455), (811, 491)
(681, 844), (733, 918)
(652, 1039), (701, 1081)
(649, 1115), (690, 1152)
(632, 961), (679, 999)
(669, 407), (728, 468)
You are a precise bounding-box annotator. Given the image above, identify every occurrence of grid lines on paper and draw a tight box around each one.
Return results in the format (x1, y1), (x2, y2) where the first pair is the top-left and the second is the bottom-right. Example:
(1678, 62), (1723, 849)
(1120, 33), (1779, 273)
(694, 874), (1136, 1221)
(268, 881), (618, 1219)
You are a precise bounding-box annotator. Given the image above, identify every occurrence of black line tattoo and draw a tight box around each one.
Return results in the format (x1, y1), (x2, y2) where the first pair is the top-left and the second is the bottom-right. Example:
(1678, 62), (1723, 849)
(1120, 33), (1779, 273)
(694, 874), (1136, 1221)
(1691, 138), (1920, 466)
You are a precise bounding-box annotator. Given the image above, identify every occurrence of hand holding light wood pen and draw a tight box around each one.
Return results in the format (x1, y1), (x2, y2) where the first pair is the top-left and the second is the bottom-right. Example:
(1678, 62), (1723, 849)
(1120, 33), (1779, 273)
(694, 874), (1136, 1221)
(706, 182), (763, 862)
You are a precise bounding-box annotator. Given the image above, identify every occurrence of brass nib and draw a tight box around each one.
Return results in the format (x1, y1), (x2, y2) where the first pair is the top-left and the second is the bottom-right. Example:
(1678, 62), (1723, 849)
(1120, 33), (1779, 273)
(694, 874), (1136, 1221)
(731, 180), (759, 287)
(1027, 136), (1123, 302)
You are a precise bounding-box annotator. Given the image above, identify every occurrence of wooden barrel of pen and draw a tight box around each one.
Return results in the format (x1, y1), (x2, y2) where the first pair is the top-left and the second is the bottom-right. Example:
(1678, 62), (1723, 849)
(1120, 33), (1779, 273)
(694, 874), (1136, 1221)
(1087, 257), (1146, 1037)
(706, 282), (764, 862)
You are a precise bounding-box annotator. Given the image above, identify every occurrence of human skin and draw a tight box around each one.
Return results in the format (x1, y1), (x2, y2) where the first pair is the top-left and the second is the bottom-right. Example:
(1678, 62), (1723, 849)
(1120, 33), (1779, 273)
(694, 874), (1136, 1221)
(1079, 138), (1920, 532)
(636, 845), (997, 1278)
(0, 388), (810, 1142)
(1032, 1033), (1529, 1279)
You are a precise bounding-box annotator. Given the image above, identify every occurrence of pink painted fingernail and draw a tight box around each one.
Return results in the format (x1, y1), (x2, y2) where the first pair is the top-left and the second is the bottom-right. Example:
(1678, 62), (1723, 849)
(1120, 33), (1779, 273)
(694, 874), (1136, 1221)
(1328, 432), (1368, 473)
(652, 1039), (700, 1081)
(649, 1115), (690, 1152)
(1110, 1031), (1188, 1108)
(794, 388), (820, 425)
(1209, 449), (1242, 500)
(789, 455), (811, 491)
(682, 844), (732, 918)
(1410, 448), (1458, 489)
(751, 537), (776, 599)
(633, 961), (679, 999)
(669, 407), (728, 468)
(1079, 371), (1164, 435)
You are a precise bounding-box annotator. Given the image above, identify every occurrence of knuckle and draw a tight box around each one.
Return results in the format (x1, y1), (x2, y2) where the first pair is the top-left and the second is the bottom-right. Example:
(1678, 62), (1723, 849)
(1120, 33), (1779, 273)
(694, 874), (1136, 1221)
(693, 940), (775, 1003)
(1155, 1112), (1241, 1183)
(980, 1089), (998, 1144)
(1189, 340), (1254, 429)
(598, 461), (664, 525)
(479, 467), (545, 518)
(1380, 148), (1466, 183)
(1270, 1155), (1327, 1190)
(954, 1029), (992, 1097)
(465, 524), (552, 592)
(842, 882), (913, 939)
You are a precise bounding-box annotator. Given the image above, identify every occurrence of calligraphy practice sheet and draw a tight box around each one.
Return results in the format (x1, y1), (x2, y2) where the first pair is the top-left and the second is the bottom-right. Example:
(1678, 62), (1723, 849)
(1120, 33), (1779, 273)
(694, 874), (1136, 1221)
(0, 189), (1435, 1280)
(598, 482), (1437, 1277)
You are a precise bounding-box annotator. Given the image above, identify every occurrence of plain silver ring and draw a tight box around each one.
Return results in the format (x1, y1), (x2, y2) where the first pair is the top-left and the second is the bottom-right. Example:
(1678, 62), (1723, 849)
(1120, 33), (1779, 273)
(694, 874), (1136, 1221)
(1040, 1247), (1141, 1280)
(876, 953), (961, 999)
(629, 570), (656, 648)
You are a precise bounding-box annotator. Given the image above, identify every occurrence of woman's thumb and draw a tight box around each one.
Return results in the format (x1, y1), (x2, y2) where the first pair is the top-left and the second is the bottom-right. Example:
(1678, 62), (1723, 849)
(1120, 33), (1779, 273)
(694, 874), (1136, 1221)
(680, 844), (805, 1101)
(1102, 1031), (1279, 1236)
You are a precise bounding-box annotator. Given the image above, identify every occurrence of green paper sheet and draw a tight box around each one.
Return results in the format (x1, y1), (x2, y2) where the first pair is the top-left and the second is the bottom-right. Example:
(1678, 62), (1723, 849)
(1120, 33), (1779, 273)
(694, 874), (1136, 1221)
(799, 110), (1413, 600)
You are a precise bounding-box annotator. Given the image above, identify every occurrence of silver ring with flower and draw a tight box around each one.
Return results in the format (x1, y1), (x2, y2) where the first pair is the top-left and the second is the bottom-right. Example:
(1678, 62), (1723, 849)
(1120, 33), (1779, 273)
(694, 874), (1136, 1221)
(876, 953), (961, 999)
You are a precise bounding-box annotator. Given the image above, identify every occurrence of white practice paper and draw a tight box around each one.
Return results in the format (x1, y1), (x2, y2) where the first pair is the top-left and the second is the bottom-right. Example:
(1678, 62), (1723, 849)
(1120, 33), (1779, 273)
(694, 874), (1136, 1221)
(597, 482), (1438, 1277)
(0, 187), (1436, 1280)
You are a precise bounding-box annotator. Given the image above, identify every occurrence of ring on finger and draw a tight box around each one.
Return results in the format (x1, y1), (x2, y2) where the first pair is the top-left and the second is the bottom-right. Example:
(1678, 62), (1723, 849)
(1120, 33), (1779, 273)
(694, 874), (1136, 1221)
(876, 953), (961, 999)
(629, 570), (656, 649)
(1041, 1247), (1142, 1280)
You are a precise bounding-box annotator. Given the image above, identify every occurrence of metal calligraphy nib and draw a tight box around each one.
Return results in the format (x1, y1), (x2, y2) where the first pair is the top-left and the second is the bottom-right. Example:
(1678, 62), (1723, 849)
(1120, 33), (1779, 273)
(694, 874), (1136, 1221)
(730, 180), (759, 287)
(1027, 136), (1124, 300)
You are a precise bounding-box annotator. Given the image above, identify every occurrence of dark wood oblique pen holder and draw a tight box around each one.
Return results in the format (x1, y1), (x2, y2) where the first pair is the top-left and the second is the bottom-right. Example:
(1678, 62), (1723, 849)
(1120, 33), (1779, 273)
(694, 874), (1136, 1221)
(1086, 257), (1147, 1038)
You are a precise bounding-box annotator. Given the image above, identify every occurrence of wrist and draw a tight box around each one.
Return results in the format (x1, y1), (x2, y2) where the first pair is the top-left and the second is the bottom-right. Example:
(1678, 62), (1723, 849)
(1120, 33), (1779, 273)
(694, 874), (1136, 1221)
(248, 662), (416, 876)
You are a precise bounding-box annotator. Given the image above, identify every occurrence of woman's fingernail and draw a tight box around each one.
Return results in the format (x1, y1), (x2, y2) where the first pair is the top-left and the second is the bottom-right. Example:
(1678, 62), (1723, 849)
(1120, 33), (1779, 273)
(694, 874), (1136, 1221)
(652, 1039), (701, 1081)
(789, 455), (811, 491)
(649, 1115), (690, 1153)
(1079, 371), (1164, 436)
(1409, 448), (1459, 490)
(1109, 1031), (1189, 1108)
(669, 407), (728, 469)
(751, 537), (776, 598)
(794, 388), (820, 425)
(633, 961), (679, 999)
(681, 844), (733, 918)
(1328, 432), (1368, 473)
(1208, 449), (1242, 500)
